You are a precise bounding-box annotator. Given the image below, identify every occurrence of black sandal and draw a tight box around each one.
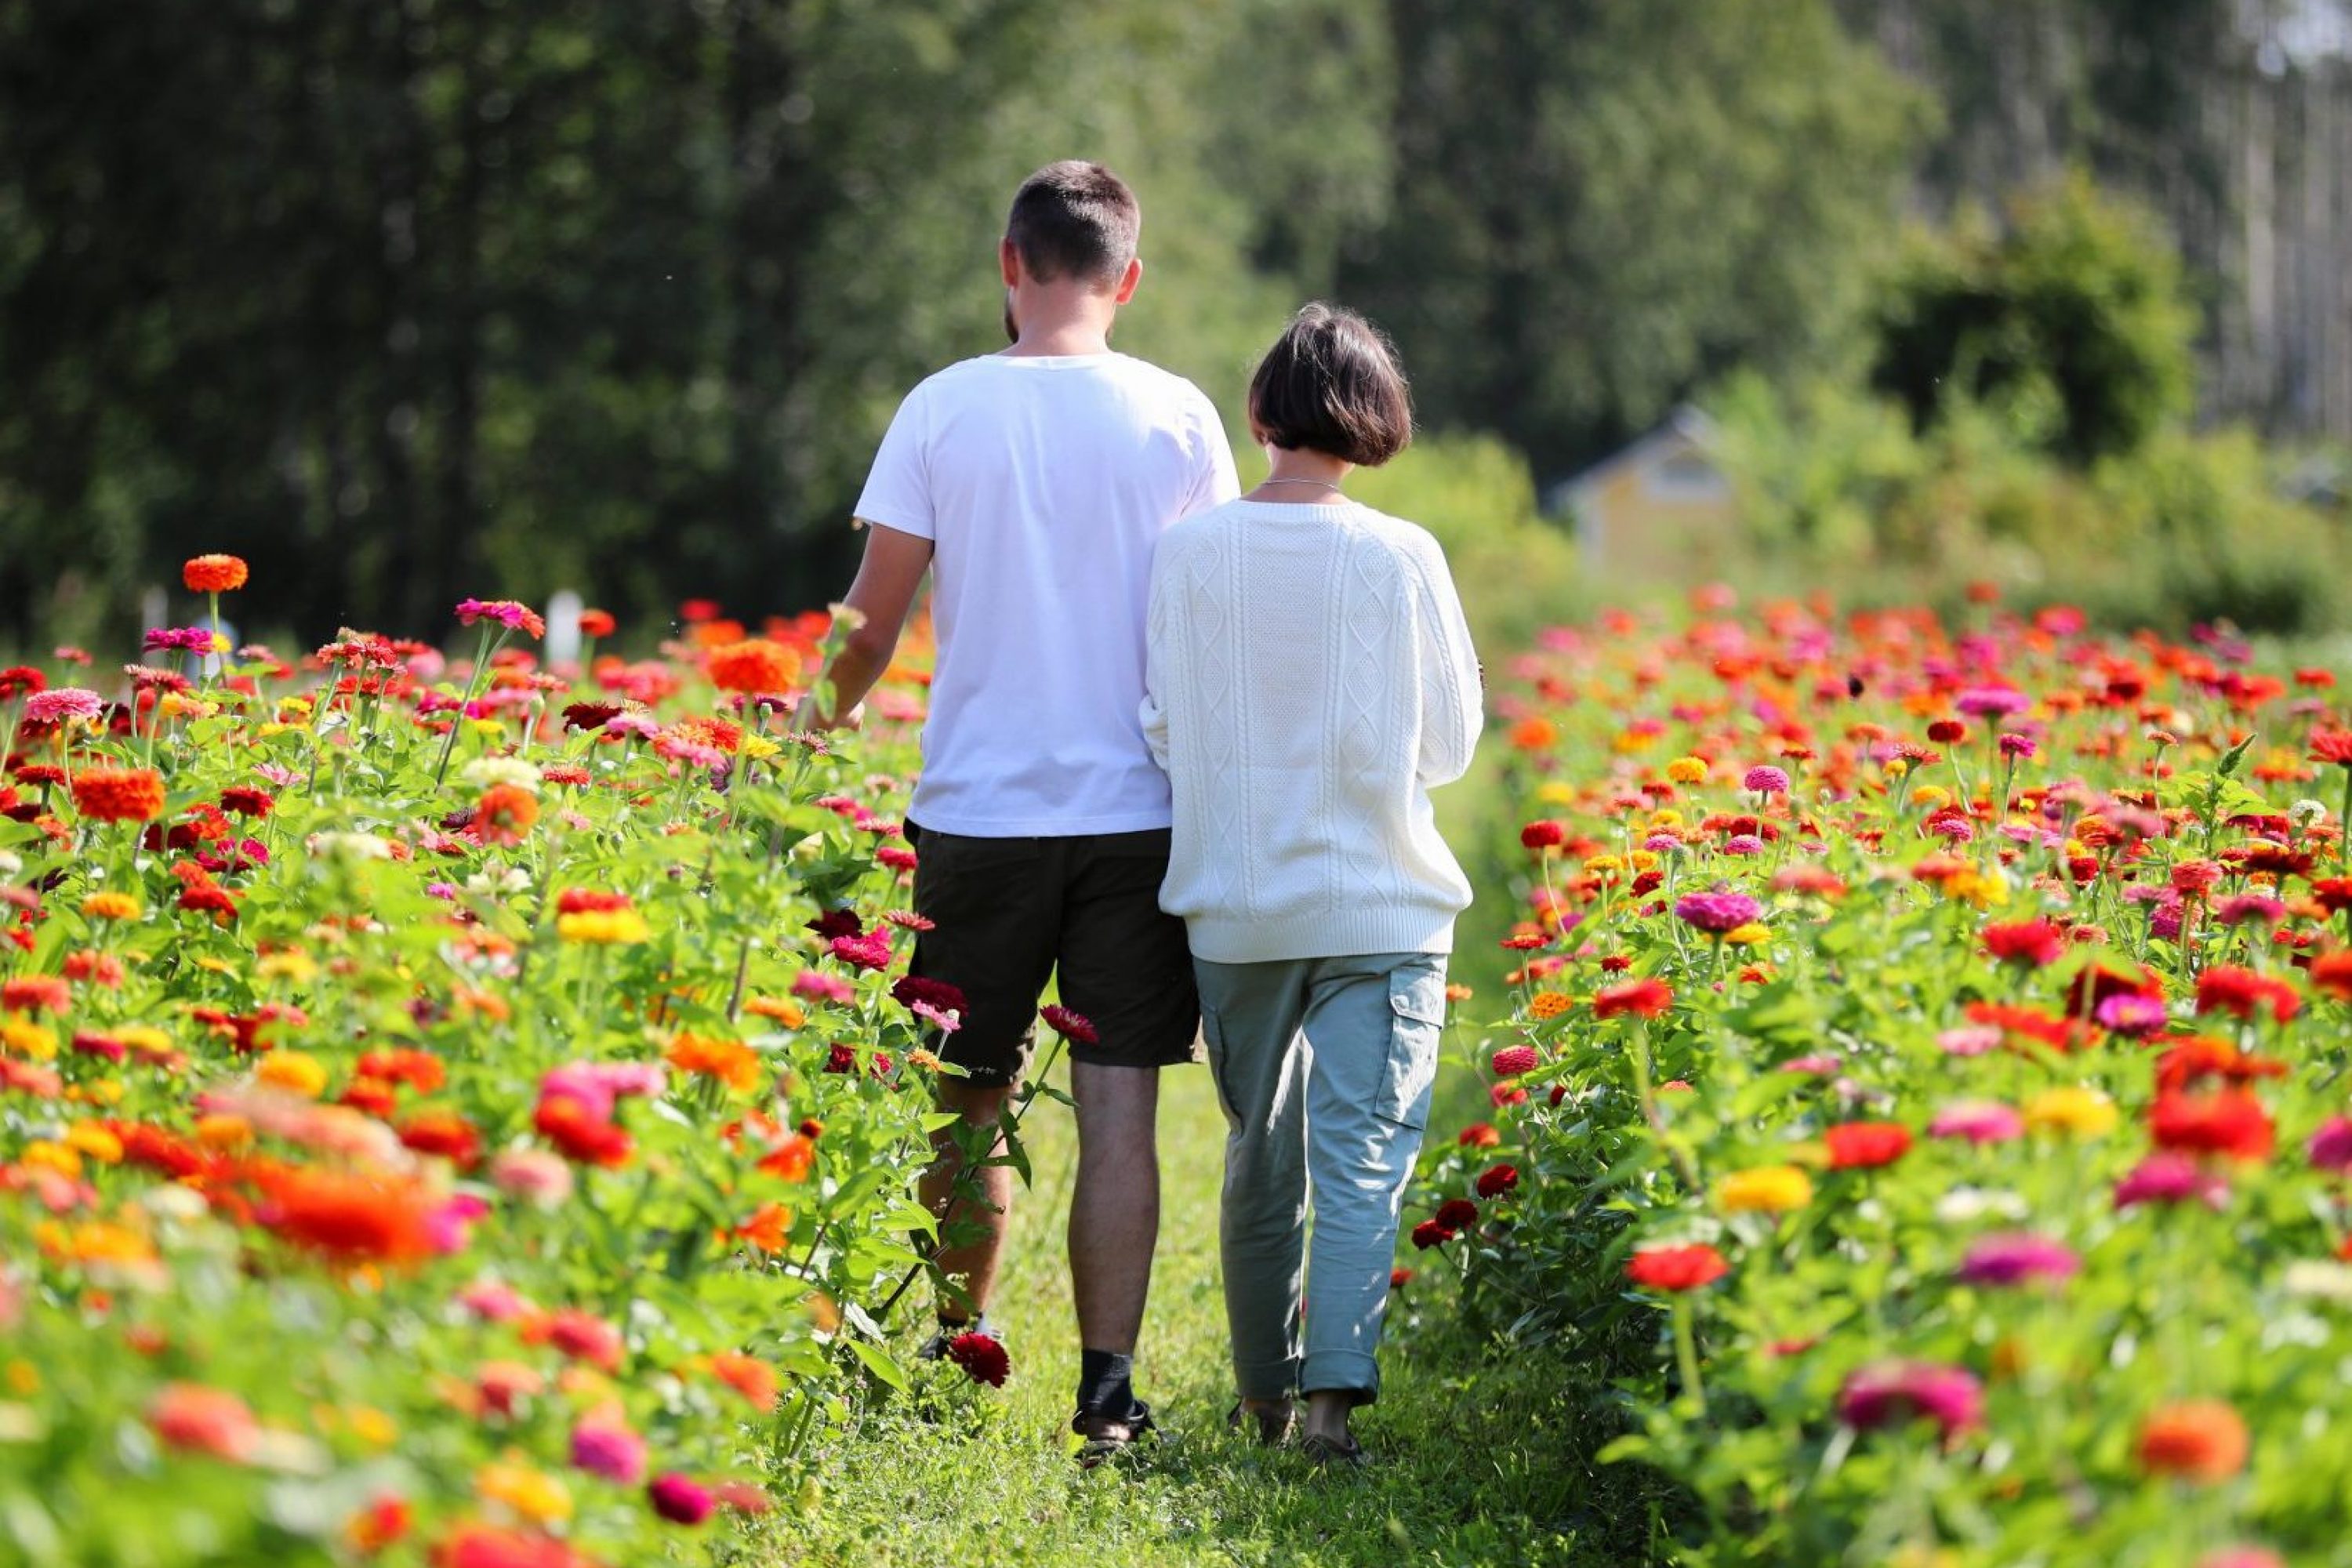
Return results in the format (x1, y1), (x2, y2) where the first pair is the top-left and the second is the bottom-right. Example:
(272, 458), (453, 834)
(1299, 1430), (1366, 1468)
(1071, 1399), (1156, 1467)
(1226, 1399), (1295, 1446)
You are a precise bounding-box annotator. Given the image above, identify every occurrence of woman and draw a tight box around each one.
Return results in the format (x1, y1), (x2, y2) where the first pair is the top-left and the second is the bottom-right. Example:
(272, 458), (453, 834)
(1140, 303), (1483, 1464)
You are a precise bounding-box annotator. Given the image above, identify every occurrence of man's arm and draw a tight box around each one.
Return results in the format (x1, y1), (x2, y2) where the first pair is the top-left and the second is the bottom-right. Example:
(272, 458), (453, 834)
(799, 522), (934, 729)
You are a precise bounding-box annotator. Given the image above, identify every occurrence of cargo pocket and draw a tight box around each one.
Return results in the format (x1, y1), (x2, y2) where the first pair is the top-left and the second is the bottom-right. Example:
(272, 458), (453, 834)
(1375, 964), (1446, 1130)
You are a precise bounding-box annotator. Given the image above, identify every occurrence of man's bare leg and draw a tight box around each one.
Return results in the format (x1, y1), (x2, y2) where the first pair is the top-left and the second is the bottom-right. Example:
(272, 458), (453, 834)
(1068, 1061), (1161, 1359)
(921, 1079), (1015, 1325)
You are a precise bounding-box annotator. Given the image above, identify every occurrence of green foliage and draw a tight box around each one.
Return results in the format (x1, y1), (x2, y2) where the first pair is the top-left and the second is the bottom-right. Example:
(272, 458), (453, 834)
(1345, 0), (1921, 474)
(1345, 432), (1591, 656)
(0, 0), (1394, 645)
(1711, 371), (2350, 634)
(1871, 176), (2200, 464)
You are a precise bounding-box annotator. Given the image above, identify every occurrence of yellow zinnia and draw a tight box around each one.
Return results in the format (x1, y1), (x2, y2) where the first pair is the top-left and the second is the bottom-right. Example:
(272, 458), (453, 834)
(81, 891), (140, 920)
(2024, 1086), (2117, 1138)
(1717, 1164), (1814, 1214)
(256, 1050), (328, 1098)
(557, 909), (650, 946)
(1666, 757), (1709, 785)
(1722, 922), (1771, 946)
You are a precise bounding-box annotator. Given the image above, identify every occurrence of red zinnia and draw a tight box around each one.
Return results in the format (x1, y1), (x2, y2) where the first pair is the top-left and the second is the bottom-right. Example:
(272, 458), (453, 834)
(1410, 1220), (1454, 1250)
(1519, 820), (1566, 851)
(1490, 1044), (1539, 1077)
(1593, 978), (1673, 1019)
(1824, 1122), (1911, 1169)
(2308, 731), (2352, 768)
(1981, 918), (2065, 968)
(2194, 964), (2300, 1025)
(2151, 1088), (2274, 1162)
(474, 783), (539, 848)
(1624, 1243), (1729, 1292)
(946, 1331), (1010, 1388)
(1475, 1163), (1520, 1199)
(1040, 1004), (1098, 1045)
(1433, 1197), (1480, 1230)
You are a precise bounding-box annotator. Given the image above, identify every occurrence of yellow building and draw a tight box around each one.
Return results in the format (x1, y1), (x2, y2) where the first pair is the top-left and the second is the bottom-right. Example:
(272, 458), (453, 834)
(1544, 405), (1740, 580)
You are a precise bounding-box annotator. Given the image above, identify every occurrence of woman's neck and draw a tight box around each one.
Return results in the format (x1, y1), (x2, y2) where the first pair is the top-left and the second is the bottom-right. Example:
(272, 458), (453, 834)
(1243, 450), (1354, 506)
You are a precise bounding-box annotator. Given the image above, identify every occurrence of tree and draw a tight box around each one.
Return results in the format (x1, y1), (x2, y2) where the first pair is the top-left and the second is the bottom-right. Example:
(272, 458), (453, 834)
(1339, 0), (1919, 480)
(1870, 175), (2198, 463)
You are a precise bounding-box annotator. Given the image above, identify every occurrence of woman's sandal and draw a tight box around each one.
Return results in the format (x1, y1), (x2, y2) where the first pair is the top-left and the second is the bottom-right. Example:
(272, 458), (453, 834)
(1298, 1430), (1367, 1469)
(1225, 1398), (1295, 1446)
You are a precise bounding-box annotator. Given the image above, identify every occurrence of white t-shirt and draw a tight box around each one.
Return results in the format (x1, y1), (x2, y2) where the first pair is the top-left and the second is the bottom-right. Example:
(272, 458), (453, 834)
(854, 352), (1238, 837)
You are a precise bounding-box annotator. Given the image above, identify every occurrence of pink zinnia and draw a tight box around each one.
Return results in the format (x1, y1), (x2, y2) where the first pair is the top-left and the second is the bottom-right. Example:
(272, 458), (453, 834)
(573, 1422), (648, 1485)
(2307, 1116), (2352, 1173)
(2114, 1152), (2230, 1210)
(1928, 1100), (2024, 1145)
(1955, 1232), (2078, 1287)
(1490, 1044), (1539, 1077)
(791, 970), (855, 1004)
(1835, 1361), (1984, 1442)
(22, 688), (102, 724)
(1743, 765), (1790, 795)
(1937, 1025), (2001, 1058)
(828, 929), (894, 972)
(1955, 687), (2029, 719)
(1675, 891), (1760, 934)
(2094, 993), (2169, 1038)
(648, 1471), (716, 1525)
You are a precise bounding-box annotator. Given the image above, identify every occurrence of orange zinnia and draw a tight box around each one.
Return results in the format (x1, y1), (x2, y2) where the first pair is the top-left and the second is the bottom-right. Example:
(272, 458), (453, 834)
(71, 766), (167, 824)
(705, 638), (802, 695)
(666, 1032), (761, 1094)
(256, 1167), (437, 1266)
(183, 554), (250, 593)
(2136, 1400), (2249, 1482)
(474, 783), (539, 847)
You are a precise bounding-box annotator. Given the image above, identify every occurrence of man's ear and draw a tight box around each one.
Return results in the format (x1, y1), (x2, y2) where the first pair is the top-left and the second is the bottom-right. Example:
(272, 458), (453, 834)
(1000, 237), (1021, 288)
(1112, 256), (1142, 306)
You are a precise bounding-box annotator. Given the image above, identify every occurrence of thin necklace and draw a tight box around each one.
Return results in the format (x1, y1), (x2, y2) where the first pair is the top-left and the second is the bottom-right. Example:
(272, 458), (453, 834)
(1259, 477), (1344, 493)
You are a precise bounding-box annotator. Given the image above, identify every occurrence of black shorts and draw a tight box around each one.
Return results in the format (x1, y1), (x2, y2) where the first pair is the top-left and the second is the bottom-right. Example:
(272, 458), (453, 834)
(904, 823), (1200, 1088)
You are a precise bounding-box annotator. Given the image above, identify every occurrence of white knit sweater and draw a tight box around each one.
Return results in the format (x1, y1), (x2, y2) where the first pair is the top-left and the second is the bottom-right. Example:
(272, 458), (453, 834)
(1140, 499), (1483, 962)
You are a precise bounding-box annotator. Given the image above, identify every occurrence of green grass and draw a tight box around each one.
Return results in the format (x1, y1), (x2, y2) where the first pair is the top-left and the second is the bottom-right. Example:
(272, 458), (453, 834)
(753, 1065), (1627, 1568)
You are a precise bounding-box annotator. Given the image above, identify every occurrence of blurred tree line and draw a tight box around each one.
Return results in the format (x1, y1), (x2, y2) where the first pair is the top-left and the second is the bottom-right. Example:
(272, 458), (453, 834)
(1, 0), (2345, 647)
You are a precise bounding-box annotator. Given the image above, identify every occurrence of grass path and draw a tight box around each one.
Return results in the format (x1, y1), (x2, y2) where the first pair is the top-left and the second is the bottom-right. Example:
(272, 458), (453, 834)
(759, 1065), (1611, 1568)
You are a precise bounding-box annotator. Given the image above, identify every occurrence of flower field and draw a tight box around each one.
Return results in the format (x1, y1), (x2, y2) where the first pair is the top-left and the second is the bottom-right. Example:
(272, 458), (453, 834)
(0, 564), (993, 1565)
(11, 559), (2352, 1568)
(1412, 595), (2352, 1567)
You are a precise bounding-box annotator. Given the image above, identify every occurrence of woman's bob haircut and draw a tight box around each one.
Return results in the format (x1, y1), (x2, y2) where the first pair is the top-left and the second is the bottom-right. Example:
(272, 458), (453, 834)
(1246, 302), (1414, 469)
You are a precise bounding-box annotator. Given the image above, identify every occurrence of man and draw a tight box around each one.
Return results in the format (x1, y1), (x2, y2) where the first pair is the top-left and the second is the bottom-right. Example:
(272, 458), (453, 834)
(798, 162), (1238, 1457)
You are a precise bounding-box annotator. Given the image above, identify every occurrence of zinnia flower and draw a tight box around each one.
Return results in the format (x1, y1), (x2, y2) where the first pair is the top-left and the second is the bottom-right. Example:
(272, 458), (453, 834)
(2136, 1400), (2249, 1482)
(1824, 1122), (1911, 1169)
(1980, 918), (2064, 967)
(183, 554), (250, 593)
(70, 767), (167, 823)
(648, 1472), (717, 1526)
(2194, 964), (2300, 1025)
(2115, 1151), (2230, 1210)
(946, 1331), (1011, 1388)
(455, 598), (546, 638)
(149, 1382), (258, 1461)
(1835, 1361), (1984, 1443)
(1928, 1100), (2024, 1145)
(1675, 891), (1762, 935)
(1624, 1243), (1728, 1292)
(571, 1422), (648, 1485)
(1742, 765), (1789, 795)
(1475, 1163), (1520, 1199)
(1519, 819), (1566, 850)
(705, 638), (802, 695)
(2151, 1088), (2274, 1162)
(1490, 1044), (1539, 1077)
(2307, 1116), (2352, 1172)
(1955, 1232), (2078, 1287)
(1593, 978), (1673, 1019)
(1716, 1165), (1813, 1214)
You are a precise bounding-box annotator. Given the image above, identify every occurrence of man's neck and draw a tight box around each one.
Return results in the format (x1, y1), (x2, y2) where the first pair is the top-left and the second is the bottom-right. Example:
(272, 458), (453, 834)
(1003, 323), (1113, 358)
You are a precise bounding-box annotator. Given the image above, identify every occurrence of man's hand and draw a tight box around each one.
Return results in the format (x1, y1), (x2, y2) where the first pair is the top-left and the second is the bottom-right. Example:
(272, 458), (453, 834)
(793, 693), (865, 732)
(801, 523), (935, 730)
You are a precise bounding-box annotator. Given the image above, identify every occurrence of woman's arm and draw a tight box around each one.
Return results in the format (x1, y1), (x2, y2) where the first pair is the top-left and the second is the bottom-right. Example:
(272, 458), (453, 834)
(1413, 542), (1483, 786)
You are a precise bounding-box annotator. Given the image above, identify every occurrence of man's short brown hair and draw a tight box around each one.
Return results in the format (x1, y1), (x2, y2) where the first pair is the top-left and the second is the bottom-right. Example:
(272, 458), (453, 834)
(1006, 162), (1141, 286)
(1247, 303), (1414, 468)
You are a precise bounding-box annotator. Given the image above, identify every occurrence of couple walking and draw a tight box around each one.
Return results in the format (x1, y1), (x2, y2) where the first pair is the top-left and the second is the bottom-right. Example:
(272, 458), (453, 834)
(800, 162), (1482, 1466)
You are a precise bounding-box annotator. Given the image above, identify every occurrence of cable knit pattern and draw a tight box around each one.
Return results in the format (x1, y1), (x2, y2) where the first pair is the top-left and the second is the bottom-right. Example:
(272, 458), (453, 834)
(1140, 499), (1483, 964)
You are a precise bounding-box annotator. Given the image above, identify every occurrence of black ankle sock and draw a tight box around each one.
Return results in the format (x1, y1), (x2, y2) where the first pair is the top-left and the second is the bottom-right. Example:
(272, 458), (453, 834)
(1076, 1348), (1134, 1414)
